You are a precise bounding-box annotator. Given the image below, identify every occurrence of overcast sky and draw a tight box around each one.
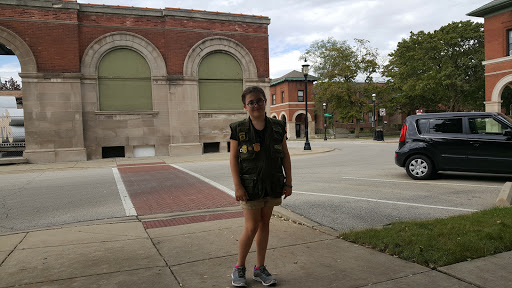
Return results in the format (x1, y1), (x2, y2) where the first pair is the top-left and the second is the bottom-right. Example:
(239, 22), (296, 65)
(0, 0), (489, 83)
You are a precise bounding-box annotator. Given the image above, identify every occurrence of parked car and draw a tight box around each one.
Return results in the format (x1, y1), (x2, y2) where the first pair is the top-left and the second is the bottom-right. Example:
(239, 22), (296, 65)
(395, 112), (512, 180)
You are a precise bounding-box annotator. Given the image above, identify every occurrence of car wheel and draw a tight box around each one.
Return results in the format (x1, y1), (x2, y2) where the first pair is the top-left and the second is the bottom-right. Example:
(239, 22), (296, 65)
(405, 155), (435, 180)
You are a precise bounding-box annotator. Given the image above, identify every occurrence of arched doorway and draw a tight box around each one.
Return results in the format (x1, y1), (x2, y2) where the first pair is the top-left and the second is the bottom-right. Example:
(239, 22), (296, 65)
(502, 86), (512, 116)
(294, 113), (306, 139)
(0, 57), (24, 158)
(0, 26), (36, 159)
(489, 74), (512, 112)
(183, 36), (260, 154)
(81, 31), (167, 160)
(291, 110), (313, 139)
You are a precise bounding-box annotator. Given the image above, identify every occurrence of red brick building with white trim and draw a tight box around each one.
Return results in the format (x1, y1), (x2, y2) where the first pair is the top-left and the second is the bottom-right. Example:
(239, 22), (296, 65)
(269, 70), (316, 140)
(468, 1), (512, 113)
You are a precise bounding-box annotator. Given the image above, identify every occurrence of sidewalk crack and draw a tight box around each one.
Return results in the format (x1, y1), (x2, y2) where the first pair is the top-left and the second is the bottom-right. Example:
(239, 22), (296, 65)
(0, 232), (27, 267)
(139, 216), (183, 287)
(436, 269), (484, 288)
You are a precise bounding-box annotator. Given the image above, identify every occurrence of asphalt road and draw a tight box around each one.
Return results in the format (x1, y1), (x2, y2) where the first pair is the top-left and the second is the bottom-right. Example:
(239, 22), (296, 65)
(0, 168), (126, 233)
(177, 139), (510, 231)
(0, 139), (510, 233)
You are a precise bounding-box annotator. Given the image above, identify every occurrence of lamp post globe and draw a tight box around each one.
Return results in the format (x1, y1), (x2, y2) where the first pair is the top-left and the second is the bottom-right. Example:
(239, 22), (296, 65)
(302, 61), (311, 150)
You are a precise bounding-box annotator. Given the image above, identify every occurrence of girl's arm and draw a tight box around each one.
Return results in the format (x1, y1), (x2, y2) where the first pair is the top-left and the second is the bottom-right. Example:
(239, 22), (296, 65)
(281, 136), (292, 199)
(229, 139), (248, 201)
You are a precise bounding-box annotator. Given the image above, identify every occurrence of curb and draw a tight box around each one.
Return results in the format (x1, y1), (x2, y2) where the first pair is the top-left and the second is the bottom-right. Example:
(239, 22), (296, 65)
(272, 206), (339, 237)
(0, 216), (140, 237)
(0, 157), (28, 165)
(496, 182), (512, 207)
(0, 148), (335, 172)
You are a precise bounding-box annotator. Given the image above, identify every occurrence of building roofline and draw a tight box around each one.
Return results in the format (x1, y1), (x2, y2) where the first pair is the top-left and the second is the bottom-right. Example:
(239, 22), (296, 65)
(270, 77), (317, 86)
(0, 0), (270, 24)
(467, 0), (512, 17)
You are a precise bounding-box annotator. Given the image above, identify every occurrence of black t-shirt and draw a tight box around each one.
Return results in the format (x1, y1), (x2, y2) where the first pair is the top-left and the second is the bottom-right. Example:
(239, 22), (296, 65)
(230, 118), (266, 150)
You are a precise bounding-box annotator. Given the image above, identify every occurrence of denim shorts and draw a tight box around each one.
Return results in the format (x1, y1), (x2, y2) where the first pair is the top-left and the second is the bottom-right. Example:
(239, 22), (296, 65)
(240, 197), (282, 210)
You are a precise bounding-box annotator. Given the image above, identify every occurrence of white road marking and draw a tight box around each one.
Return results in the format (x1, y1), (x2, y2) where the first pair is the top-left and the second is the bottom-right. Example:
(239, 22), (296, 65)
(340, 176), (501, 188)
(112, 168), (137, 216)
(171, 164), (235, 197)
(293, 191), (478, 212)
(167, 166), (481, 212)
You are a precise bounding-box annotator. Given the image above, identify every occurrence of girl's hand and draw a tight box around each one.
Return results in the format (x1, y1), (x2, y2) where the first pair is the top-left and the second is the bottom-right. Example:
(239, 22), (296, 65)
(235, 186), (248, 202)
(283, 186), (292, 199)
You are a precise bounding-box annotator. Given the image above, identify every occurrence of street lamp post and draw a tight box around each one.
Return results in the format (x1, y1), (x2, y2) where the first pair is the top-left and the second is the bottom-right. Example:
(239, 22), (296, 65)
(323, 103), (327, 141)
(302, 61), (311, 150)
(372, 94), (376, 140)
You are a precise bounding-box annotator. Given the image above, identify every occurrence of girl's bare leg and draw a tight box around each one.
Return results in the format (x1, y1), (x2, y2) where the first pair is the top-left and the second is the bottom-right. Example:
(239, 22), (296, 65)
(236, 208), (261, 267)
(255, 205), (274, 267)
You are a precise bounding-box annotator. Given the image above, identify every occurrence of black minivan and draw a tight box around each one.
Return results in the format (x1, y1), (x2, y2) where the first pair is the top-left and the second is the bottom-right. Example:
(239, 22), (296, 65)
(395, 112), (512, 180)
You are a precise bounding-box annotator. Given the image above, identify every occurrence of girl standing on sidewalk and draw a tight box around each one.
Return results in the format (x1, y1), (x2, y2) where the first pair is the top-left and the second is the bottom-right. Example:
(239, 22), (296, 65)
(229, 86), (292, 286)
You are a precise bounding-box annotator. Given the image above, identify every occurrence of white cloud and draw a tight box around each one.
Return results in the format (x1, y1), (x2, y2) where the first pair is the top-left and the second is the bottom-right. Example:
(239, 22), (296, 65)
(269, 50), (303, 79)
(0, 59), (21, 83)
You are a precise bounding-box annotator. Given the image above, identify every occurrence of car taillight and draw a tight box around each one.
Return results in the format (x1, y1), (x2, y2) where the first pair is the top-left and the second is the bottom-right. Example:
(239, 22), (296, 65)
(399, 123), (407, 142)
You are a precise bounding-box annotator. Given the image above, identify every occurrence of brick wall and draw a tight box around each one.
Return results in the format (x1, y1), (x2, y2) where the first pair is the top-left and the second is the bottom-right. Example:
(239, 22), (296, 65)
(0, 5), (80, 72)
(483, 11), (512, 60)
(0, 4), (269, 78)
(480, 10), (512, 103)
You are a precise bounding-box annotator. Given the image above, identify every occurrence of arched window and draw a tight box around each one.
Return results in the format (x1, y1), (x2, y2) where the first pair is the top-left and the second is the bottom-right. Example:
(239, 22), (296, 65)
(198, 53), (242, 110)
(98, 49), (152, 111)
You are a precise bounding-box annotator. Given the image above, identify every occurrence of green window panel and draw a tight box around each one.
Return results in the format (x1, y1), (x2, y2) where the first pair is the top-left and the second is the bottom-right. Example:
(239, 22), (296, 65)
(98, 49), (152, 111)
(199, 80), (243, 110)
(99, 79), (152, 111)
(199, 53), (243, 110)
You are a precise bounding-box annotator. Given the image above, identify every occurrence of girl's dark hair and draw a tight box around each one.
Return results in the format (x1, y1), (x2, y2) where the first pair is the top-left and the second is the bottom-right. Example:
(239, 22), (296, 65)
(241, 86), (266, 104)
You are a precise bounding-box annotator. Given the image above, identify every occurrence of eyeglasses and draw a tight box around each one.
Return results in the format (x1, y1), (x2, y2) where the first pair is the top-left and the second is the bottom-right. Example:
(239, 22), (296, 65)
(246, 98), (266, 108)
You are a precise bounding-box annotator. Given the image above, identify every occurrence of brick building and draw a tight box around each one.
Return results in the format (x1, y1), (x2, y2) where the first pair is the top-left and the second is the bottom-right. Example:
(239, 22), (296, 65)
(0, 0), (270, 162)
(269, 70), (317, 139)
(468, 1), (512, 112)
(270, 71), (401, 138)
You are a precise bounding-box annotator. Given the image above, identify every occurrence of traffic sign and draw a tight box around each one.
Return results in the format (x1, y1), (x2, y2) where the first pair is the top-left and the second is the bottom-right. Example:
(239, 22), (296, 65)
(324, 113), (332, 117)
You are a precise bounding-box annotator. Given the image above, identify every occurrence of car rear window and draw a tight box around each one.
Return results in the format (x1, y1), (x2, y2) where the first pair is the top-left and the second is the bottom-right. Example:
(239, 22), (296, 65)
(427, 118), (463, 134)
(416, 119), (429, 134)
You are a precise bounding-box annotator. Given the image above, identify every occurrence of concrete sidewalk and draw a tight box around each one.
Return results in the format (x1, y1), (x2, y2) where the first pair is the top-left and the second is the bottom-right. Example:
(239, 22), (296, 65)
(1, 207), (511, 288)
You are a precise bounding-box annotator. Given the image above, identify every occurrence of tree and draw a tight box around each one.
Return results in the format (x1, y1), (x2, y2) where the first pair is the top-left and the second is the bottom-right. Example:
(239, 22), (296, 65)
(0, 77), (21, 90)
(383, 20), (484, 114)
(302, 38), (380, 137)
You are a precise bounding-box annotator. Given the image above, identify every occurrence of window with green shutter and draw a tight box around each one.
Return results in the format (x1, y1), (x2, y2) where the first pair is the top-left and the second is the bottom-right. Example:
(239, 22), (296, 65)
(98, 49), (152, 111)
(198, 53), (243, 110)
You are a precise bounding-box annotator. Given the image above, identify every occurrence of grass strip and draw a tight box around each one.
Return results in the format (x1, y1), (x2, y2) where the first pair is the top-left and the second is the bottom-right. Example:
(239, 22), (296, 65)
(339, 207), (512, 268)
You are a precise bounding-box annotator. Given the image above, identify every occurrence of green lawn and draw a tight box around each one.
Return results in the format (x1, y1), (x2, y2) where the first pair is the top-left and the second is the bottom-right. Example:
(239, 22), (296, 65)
(339, 207), (512, 268)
